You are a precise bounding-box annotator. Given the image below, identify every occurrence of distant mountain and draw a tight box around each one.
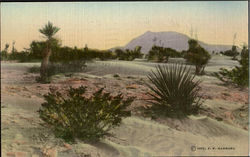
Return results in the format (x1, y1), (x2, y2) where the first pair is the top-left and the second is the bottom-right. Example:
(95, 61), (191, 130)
(112, 31), (233, 54)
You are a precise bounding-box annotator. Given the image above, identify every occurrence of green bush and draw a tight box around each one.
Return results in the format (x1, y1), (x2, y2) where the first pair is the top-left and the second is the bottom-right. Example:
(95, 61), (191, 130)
(115, 46), (143, 61)
(1, 50), (8, 60)
(166, 48), (183, 58)
(147, 46), (182, 62)
(1, 44), (10, 60)
(148, 45), (170, 63)
(28, 61), (86, 79)
(213, 46), (249, 87)
(221, 45), (239, 60)
(38, 86), (134, 143)
(184, 39), (211, 75)
(146, 63), (203, 118)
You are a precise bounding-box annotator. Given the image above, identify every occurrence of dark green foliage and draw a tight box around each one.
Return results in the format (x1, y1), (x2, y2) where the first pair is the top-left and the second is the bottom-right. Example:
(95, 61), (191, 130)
(115, 46), (143, 61)
(146, 63), (203, 118)
(50, 45), (116, 63)
(213, 46), (249, 87)
(28, 66), (41, 73)
(166, 48), (183, 58)
(113, 74), (120, 78)
(11, 51), (30, 62)
(221, 45), (239, 60)
(1, 41), (116, 63)
(184, 39), (211, 75)
(231, 45), (239, 60)
(28, 41), (46, 60)
(1, 44), (9, 60)
(38, 86), (134, 142)
(148, 45), (170, 62)
(39, 21), (60, 39)
(1, 40), (60, 62)
(28, 61), (86, 78)
(147, 46), (182, 62)
(1, 50), (8, 60)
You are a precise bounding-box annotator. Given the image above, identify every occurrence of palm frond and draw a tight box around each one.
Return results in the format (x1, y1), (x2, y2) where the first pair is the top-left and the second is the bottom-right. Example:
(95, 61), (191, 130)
(39, 21), (60, 39)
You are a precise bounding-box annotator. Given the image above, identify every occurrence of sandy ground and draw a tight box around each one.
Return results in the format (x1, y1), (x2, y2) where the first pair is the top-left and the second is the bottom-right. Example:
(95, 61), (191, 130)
(1, 57), (249, 157)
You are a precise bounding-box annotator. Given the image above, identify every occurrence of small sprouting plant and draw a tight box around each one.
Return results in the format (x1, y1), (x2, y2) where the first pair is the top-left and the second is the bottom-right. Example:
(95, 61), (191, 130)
(146, 63), (203, 118)
(38, 86), (134, 143)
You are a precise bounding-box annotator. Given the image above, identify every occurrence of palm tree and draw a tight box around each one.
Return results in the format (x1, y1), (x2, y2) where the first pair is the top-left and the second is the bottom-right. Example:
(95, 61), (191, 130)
(39, 21), (60, 82)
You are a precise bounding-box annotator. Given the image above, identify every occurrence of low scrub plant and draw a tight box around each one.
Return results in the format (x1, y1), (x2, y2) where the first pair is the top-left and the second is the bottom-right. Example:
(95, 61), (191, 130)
(115, 46), (143, 61)
(38, 86), (134, 143)
(28, 61), (86, 82)
(213, 46), (249, 87)
(146, 63), (203, 118)
(184, 39), (211, 75)
(148, 45), (170, 63)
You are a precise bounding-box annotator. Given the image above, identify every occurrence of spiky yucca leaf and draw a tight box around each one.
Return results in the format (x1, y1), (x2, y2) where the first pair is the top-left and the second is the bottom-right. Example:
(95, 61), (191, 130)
(146, 63), (202, 117)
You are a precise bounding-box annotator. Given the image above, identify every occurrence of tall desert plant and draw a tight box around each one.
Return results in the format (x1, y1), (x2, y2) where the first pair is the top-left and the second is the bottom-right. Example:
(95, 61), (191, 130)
(39, 21), (60, 83)
(146, 63), (203, 117)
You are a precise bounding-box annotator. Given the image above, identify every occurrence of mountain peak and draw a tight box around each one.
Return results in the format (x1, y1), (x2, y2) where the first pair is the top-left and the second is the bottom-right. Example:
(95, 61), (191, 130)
(143, 31), (153, 35)
(123, 31), (232, 54)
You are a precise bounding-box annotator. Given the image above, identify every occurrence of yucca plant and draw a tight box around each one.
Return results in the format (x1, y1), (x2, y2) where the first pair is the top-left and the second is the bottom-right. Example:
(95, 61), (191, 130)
(146, 63), (203, 118)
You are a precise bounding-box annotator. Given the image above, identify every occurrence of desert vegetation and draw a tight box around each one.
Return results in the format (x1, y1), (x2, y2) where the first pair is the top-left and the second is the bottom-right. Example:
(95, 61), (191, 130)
(220, 45), (240, 60)
(38, 21), (61, 83)
(1, 19), (248, 156)
(38, 86), (134, 143)
(146, 63), (203, 118)
(114, 46), (143, 61)
(147, 45), (182, 63)
(213, 45), (249, 87)
(184, 39), (211, 75)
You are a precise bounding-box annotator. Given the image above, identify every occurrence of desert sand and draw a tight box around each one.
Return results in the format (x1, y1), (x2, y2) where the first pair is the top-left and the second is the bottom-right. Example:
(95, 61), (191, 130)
(1, 56), (249, 157)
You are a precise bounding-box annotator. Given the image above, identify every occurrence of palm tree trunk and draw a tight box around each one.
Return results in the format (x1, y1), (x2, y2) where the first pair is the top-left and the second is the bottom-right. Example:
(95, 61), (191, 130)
(40, 42), (51, 82)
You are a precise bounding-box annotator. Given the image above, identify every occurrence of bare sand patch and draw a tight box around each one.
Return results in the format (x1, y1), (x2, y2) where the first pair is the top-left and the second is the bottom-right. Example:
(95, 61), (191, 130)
(1, 58), (248, 156)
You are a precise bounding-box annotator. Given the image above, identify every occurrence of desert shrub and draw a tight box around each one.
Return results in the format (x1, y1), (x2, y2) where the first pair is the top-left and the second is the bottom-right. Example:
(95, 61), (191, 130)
(28, 41), (47, 60)
(1, 44), (9, 60)
(146, 63), (203, 118)
(1, 50), (8, 60)
(166, 48), (182, 58)
(221, 45), (239, 60)
(213, 46), (249, 87)
(148, 45), (170, 63)
(184, 39), (211, 75)
(28, 66), (40, 73)
(115, 46), (143, 61)
(113, 74), (120, 78)
(38, 86), (134, 142)
(28, 61), (86, 79)
(147, 46), (182, 62)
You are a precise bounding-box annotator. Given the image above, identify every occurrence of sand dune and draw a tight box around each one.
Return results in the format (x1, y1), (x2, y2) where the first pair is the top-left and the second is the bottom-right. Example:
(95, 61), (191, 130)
(1, 58), (248, 156)
(94, 116), (248, 156)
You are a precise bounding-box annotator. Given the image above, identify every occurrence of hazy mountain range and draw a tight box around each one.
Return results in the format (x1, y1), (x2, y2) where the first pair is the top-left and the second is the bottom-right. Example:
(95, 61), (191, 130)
(111, 31), (233, 54)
